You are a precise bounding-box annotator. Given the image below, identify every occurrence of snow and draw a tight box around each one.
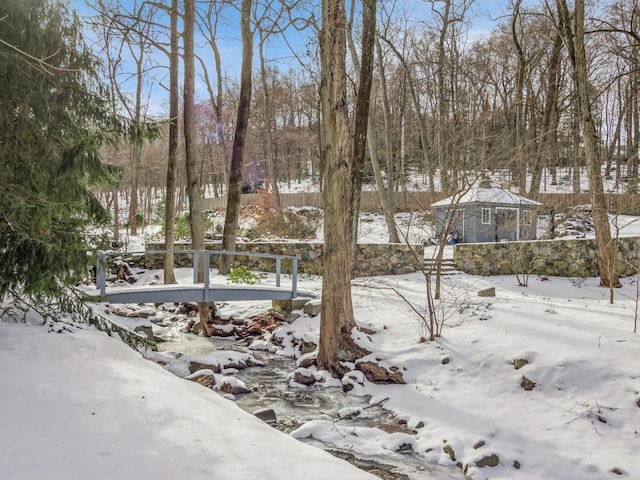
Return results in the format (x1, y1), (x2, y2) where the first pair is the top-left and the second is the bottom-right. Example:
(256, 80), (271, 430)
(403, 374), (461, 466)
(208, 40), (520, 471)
(3, 177), (640, 479)
(0, 318), (376, 480)
(431, 186), (543, 207)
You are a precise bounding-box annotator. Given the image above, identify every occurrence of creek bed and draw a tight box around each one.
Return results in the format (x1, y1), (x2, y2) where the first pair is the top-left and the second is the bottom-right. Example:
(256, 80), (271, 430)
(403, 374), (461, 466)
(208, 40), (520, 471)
(157, 329), (461, 480)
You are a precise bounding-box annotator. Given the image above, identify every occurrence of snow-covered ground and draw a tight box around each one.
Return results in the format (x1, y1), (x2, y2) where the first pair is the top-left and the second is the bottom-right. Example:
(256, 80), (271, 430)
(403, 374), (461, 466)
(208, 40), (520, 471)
(2, 178), (640, 480)
(3, 259), (640, 479)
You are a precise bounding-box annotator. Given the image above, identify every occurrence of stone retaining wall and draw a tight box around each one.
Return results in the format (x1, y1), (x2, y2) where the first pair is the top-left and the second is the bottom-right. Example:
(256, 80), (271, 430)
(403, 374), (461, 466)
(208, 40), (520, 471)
(454, 237), (640, 277)
(138, 242), (424, 277)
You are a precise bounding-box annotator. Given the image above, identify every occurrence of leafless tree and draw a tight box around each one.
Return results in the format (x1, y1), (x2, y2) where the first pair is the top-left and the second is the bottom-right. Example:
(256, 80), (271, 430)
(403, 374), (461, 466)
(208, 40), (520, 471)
(316, 0), (376, 376)
(219, 0), (254, 275)
(164, 0), (179, 285)
(554, 0), (620, 293)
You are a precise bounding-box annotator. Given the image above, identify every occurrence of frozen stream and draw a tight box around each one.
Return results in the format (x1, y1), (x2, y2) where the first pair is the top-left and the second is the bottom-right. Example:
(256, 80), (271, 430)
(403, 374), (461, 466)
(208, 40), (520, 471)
(156, 324), (462, 480)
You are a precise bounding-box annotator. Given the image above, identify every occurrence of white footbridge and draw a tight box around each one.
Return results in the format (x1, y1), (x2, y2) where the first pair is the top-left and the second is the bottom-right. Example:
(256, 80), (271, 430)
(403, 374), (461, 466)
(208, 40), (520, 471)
(89, 249), (300, 304)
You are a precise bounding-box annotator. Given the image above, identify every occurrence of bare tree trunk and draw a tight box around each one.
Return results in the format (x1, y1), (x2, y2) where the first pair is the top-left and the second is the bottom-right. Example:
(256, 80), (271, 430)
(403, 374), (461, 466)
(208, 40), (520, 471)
(571, 100), (582, 193)
(381, 37), (434, 191)
(184, 0), (204, 254)
(556, 0), (619, 291)
(367, 120), (400, 242)
(530, 31), (562, 194)
(603, 88), (626, 186)
(127, 32), (149, 237)
(163, 0), (178, 285)
(435, 0), (452, 193)
(219, 0), (253, 274)
(113, 187), (120, 241)
(347, 0), (377, 253)
(376, 37), (397, 223)
(184, 0), (216, 333)
(352, 30), (400, 241)
(128, 148), (141, 235)
(198, 2), (230, 189)
(511, 0), (527, 193)
(631, 44), (640, 191)
(317, 0), (369, 376)
(258, 33), (281, 207)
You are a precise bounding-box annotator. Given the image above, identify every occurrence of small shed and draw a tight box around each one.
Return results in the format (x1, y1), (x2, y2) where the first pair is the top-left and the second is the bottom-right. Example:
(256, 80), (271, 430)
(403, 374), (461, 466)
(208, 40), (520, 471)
(431, 183), (543, 243)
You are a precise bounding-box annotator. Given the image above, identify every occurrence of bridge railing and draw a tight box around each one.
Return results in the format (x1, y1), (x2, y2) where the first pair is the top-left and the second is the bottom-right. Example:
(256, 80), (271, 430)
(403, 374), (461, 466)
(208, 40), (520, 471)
(95, 249), (298, 299)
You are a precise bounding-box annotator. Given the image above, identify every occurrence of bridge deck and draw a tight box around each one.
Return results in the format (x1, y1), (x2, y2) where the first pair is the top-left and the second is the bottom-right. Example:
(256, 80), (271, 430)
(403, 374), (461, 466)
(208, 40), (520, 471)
(86, 283), (298, 304)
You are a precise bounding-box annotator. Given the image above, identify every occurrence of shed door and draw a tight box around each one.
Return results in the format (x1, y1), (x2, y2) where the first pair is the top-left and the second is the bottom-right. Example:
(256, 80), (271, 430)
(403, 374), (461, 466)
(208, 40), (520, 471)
(495, 207), (518, 241)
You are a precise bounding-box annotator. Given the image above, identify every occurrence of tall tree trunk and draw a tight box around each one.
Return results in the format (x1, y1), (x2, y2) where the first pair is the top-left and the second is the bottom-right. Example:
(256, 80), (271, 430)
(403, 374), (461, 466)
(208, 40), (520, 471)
(603, 88), (626, 188)
(530, 31), (562, 194)
(367, 119), (400, 242)
(219, 0), (253, 274)
(317, 0), (369, 377)
(382, 38), (434, 191)
(435, 0), (452, 193)
(571, 100), (582, 193)
(198, 2), (230, 189)
(128, 148), (140, 235)
(512, 0), (527, 193)
(163, 0), (179, 285)
(113, 187), (120, 241)
(127, 36), (147, 236)
(347, 0), (377, 253)
(376, 37), (397, 224)
(631, 44), (640, 191)
(184, 0), (216, 333)
(556, 0), (619, 291)
(258, 34), (281, 207)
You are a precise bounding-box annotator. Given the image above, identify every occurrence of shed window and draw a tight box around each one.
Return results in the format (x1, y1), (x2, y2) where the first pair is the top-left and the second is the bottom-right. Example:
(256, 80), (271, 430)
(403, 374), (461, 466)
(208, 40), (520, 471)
(481, 208), (491, 224)
(523, 210), (532, 226)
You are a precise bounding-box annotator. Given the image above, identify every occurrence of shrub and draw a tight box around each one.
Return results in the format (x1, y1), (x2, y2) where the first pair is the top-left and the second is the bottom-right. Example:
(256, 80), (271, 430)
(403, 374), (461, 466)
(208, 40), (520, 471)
(172, 214), (192, 240)
(156, 201), (214, 241)
(226, 265), (264, 285)
(251, 207), (321, 240)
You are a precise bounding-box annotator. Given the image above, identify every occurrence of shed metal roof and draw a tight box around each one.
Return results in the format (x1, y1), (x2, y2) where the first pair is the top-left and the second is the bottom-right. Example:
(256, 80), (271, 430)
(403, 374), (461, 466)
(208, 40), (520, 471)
(431, 186), (543, 207)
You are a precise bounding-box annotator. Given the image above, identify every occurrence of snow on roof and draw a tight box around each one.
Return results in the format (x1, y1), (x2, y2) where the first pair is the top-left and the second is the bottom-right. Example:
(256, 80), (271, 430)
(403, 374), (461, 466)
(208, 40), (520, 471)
(431, 186), (542, 207)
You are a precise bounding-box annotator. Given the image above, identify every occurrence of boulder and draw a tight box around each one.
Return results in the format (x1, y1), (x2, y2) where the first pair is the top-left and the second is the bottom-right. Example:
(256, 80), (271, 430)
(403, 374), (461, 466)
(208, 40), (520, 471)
(520, 375), (535, 391)
(443, 443), (456, 461)
(292, 368), (317, 386)
(475, 454), (500, 468)
(478, 287), (496, 297)
(396, 265), (416, 275)
(207, 324), (236, 337)
(185, 370), (216, 389)
(253, 408), (277, 425)
(134, 325), (154, 341)
(219, 377), (250, 395)
(356, 361), (405, 384)
(189, 361), (221, 374)
(300, 340), (317, 355)
(341, 370), (366, 393)
(297, 352), (317, 369)
(513, 358), (529, 370)
(303, 300), (322, 317)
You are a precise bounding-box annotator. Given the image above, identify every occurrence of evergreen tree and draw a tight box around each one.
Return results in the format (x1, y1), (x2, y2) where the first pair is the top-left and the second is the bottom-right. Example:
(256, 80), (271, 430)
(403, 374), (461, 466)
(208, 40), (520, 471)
(0, 0), (139, 301)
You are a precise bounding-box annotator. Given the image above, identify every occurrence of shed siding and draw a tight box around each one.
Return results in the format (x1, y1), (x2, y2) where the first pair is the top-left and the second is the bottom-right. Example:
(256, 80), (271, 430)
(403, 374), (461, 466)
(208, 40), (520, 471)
(433, 202), (539, 243)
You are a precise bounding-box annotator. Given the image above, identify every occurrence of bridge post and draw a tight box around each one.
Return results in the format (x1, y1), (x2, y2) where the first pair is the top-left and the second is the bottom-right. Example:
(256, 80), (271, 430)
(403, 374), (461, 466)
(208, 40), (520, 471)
(204, 251), (211, 301)
(96, 252), (107, 297)
(193, 251), (199, 284)
(292, 257), (298, 297)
